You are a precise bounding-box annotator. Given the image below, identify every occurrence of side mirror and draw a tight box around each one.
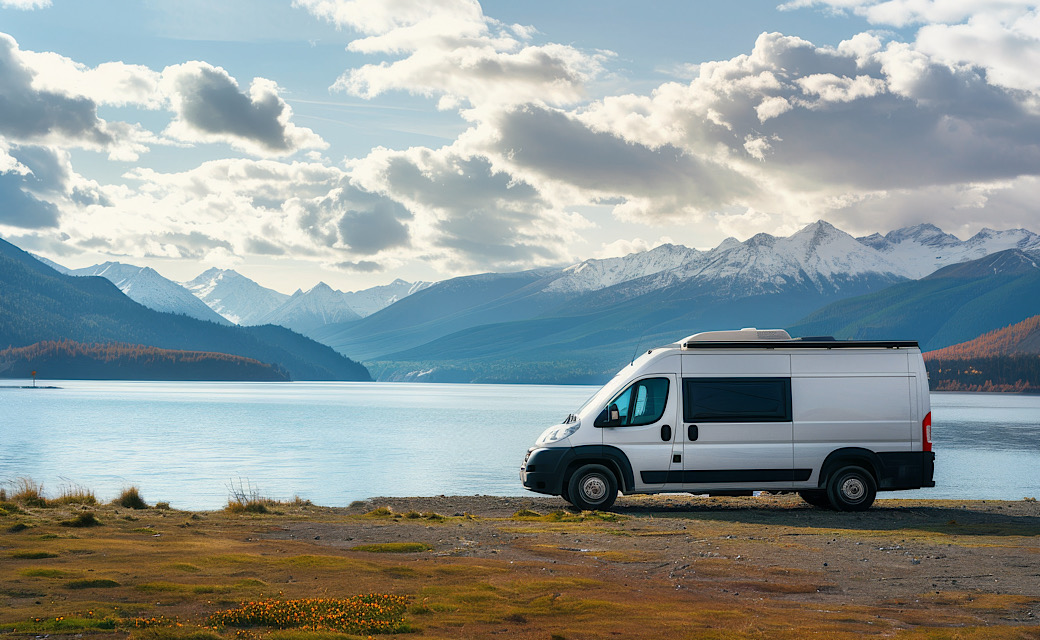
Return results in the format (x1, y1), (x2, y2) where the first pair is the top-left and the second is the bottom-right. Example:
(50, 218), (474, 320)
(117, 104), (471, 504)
(595, 404), (622, 427)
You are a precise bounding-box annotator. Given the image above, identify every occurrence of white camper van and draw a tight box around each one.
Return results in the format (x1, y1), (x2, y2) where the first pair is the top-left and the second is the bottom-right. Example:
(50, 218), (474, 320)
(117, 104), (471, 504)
(520, 329), (934, 511)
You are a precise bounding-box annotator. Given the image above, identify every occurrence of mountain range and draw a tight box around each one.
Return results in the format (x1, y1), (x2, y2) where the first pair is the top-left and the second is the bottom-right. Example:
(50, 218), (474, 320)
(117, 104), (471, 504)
(10, 219), (1040, 384)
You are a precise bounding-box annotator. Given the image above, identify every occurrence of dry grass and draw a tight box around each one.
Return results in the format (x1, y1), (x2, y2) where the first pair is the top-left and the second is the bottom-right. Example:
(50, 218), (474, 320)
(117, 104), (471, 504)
(0, 498), (1037, 639)
(10, 477), (47, 507)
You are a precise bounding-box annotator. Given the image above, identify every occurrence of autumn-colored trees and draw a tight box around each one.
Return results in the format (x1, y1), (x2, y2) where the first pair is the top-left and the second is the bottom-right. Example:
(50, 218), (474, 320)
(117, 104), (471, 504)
(0, 340), (289, 381)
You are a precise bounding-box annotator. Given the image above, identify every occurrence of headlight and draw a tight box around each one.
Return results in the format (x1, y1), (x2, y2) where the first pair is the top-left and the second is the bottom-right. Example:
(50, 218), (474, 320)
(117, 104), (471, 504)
(538, 422), (580, 445)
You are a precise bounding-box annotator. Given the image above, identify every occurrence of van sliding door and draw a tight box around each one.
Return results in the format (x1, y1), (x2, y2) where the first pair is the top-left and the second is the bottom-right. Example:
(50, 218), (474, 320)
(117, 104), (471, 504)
(680, 377), (800, 490)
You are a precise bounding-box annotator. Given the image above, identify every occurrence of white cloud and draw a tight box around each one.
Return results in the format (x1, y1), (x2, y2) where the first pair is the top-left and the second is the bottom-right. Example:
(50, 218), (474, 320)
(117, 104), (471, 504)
(0, 0), (50, 8)
(296, 0), (610, 108)
(0, 33), (151, 160)
(18, 50), (162, 108)
(160, 62), (328, 157)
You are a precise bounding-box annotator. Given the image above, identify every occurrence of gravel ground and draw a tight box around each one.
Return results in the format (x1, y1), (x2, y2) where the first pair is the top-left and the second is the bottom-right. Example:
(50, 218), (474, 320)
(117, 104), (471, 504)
(264, 494), (1040, 624)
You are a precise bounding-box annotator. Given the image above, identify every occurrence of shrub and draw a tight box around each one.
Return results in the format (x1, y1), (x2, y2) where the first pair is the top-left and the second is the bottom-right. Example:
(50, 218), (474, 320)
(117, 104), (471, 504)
(115, 486), (148, 509)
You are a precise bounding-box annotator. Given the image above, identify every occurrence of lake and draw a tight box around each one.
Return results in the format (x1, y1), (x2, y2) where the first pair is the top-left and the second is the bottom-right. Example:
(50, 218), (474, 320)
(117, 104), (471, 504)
(1, 381), (1038, 510)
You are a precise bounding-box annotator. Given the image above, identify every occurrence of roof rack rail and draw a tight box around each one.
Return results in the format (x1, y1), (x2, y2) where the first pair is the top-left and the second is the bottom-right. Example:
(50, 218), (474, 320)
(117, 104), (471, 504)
(682, 339), (919, 350)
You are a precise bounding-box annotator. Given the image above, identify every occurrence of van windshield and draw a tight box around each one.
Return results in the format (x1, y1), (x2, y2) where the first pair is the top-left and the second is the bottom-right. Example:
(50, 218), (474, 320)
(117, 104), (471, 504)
(573, 370), (630, 419)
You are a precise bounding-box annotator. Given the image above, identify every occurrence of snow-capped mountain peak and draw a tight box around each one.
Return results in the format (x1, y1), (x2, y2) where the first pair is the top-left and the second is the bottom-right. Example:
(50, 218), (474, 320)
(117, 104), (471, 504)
(182, 268), (290, 325)
(67, 261), (231, 325)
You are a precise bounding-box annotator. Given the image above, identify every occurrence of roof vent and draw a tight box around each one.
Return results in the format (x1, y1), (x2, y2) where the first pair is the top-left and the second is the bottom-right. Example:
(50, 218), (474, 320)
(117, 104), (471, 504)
(681, 328), (792, 346)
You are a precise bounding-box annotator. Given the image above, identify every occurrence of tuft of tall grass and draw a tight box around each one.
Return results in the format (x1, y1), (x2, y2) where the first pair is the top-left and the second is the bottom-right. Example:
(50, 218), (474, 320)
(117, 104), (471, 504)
(12, 477), (47, 507)
(115, 486), (148, 509)
(53, 482), (98, 506)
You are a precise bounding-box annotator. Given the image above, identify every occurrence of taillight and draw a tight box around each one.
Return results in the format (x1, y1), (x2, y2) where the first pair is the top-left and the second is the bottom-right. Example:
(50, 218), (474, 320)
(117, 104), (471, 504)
(922, 412), (932, 452)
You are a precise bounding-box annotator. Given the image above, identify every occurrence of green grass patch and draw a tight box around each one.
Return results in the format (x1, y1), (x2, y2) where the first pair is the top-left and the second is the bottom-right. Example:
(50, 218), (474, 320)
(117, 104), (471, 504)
(0, 501), (25, 514)
(14, 616), (118, 633)
(132, 527), (159, 534)
(11, 550), (59, 559)
(349, 542), (433, 553)
(7, 522), (32, 533)
(512, 509), (627, 523)
(209, 596), (412, 635)
(364, 506), (393, 517)
(65, 578), (121, 589)
(165, 562), (202, 573)
(129, 629), (221, 640)
(60, 512), (102, 527)
(20, 567), (68, 578)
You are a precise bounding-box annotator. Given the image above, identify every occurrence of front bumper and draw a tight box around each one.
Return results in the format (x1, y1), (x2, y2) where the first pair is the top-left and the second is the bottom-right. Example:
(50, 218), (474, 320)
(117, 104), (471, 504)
(520, 446), (572, 496)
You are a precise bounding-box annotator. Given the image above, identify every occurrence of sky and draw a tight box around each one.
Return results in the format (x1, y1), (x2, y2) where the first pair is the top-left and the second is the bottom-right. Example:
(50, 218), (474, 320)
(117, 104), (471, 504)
(2, 0), (1040, 293)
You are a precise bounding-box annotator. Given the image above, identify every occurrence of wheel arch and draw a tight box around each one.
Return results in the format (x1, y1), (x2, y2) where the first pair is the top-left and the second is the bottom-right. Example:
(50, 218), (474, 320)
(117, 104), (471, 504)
(564, 445), (635, 493)
(818, 448), (882, 488)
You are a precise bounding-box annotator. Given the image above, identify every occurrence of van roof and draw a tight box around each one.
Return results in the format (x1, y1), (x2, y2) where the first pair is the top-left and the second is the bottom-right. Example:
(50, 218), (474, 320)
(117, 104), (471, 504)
(675, 328), (919, 350)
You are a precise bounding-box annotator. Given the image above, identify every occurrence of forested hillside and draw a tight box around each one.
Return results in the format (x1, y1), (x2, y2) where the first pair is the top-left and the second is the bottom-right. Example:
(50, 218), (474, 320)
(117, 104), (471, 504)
(0, 340), (290, 381)
(0, 238), (370, 381)
(924, 315), (1040, 392)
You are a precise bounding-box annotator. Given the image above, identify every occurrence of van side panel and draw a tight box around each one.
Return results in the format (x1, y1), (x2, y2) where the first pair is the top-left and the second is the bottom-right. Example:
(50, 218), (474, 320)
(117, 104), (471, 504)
(791, 351), (913, 486)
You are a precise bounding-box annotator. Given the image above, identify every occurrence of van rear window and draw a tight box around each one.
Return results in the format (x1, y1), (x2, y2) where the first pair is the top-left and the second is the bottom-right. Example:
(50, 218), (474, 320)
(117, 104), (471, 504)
(683, 377), (792, 422)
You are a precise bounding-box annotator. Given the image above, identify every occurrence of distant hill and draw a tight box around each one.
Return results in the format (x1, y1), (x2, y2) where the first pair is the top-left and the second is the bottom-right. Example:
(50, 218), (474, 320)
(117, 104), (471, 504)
(0, 237), (370, 381)
(923, 315), (1040, 393)
(788, 249), (1040, 351)
(0, 340), (290, 381)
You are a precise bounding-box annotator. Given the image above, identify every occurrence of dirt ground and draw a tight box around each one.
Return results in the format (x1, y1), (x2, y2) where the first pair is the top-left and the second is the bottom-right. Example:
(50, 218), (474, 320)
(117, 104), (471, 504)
(270, 494), (1040, 625)
(3, 494), (1039, 639)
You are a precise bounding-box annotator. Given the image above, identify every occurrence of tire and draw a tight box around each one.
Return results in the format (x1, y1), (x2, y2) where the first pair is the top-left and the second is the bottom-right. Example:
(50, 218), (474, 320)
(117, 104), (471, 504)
(560, 485), (571, 503)
(799, 490), (832, 509)
(826, 465), (877, 512)
(566, 464), (618, 511)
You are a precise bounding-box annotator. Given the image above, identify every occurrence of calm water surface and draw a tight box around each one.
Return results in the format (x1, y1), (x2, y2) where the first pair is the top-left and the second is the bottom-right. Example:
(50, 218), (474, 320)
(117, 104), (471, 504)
(1, 381), (1038, 509)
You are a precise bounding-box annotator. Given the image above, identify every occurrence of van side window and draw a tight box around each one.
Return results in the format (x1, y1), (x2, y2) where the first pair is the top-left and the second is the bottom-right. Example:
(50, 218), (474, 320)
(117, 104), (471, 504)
(683, 377), (792, 422)
(597, 377), (669, 427)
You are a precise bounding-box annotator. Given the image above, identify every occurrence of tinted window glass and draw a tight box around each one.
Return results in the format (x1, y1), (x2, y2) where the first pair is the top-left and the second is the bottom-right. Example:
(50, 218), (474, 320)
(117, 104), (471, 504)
(602, 377), (669, 427)
(683, 377), (791, 422)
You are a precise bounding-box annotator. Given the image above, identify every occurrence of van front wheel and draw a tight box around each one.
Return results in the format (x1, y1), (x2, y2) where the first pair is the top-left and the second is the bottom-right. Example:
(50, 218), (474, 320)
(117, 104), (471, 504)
(566, 464), (618, 511)
(826, 465), (877, 511)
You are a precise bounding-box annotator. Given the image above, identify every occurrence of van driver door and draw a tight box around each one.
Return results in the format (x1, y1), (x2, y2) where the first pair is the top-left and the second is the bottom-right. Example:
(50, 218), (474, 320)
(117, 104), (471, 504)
(595, 374), (681, 492)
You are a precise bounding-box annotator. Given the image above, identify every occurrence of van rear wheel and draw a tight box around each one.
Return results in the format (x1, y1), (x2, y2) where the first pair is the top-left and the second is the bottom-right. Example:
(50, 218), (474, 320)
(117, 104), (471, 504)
(566, 464), (618, 511)
(826, 465), (877, 511)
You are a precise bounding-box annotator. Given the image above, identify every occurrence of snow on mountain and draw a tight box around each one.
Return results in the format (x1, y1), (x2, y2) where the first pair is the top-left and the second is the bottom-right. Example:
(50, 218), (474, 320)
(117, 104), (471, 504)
(181, 268), (289, 325)
(628, 220), (908, 298)
(336, 278), (432, 317)
(856, 223), (1040, 278)
(31, 254), (70, 273)
(67, 262), (231, 325)
(544, 244), (700, 294)
(256, 282), (362, 336)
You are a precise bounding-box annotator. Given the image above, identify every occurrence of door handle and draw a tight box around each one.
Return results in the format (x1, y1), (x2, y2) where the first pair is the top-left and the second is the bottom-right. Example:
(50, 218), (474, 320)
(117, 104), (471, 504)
(688, 424), (698, 441)
(660, 424), (672, 441)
